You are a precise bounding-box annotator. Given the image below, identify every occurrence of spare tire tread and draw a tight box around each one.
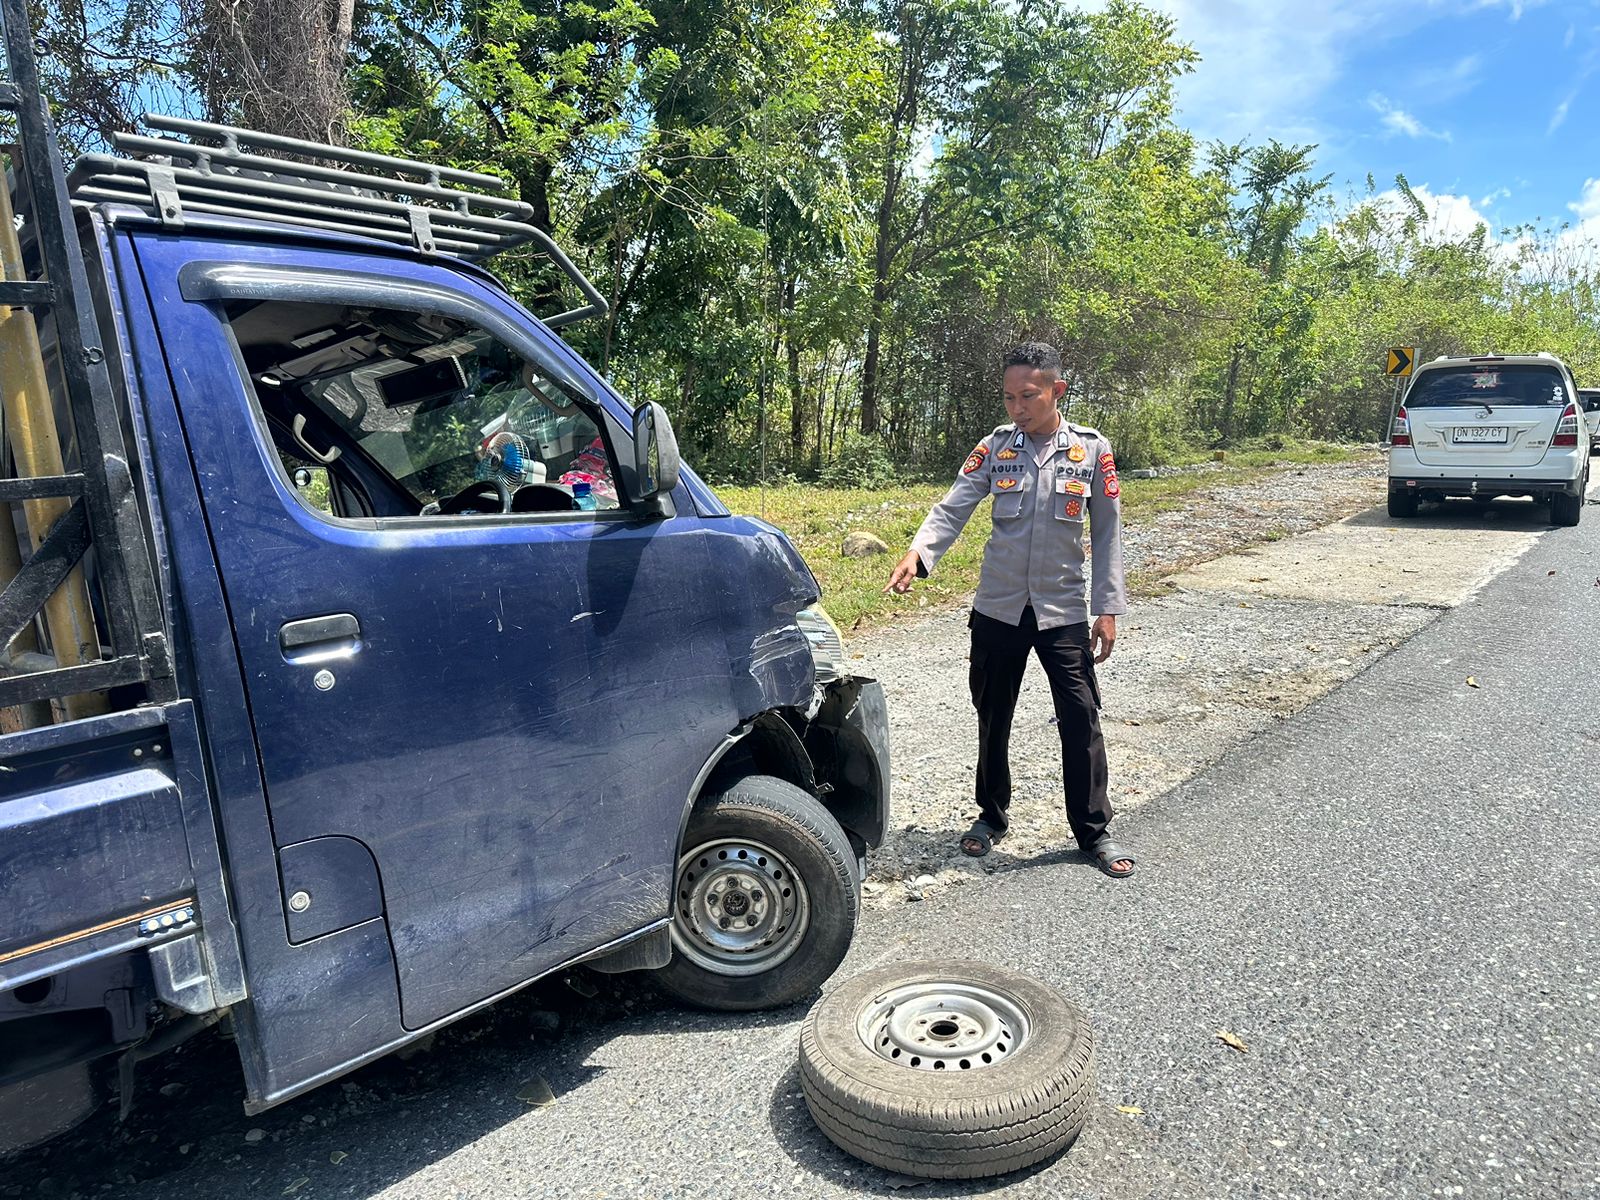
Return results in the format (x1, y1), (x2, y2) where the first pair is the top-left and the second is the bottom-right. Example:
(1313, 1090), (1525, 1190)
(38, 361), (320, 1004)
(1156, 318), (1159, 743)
(801, 1086), (1093, 1178)
(799, 1036), (1094, 1138)
(800, 1056), (1093, 1148)
(799, 1064), (1093, 1158)
(797, 960), (1096, 1178)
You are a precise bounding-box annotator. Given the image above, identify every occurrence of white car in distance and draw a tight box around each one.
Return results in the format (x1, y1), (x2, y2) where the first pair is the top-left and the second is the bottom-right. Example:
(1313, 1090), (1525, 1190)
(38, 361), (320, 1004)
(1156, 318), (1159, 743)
(1388, 353), (1589, 526)
(1578, 387), (1600, 455)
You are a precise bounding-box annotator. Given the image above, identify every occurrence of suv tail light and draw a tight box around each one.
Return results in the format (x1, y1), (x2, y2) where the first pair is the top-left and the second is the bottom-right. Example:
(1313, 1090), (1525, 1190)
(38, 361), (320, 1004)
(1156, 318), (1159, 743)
(1553, 402), (1580, 447)
(1391, 406), (1411, 447)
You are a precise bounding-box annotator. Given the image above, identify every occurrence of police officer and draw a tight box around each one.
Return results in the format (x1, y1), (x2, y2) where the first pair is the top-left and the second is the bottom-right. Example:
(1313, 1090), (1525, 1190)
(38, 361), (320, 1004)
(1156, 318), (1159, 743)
(885, 343), (1135, 878)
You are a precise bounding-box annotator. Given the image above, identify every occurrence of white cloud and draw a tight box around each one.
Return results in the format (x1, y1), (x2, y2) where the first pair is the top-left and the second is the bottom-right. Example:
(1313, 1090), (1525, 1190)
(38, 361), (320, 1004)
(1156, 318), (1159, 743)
(1140, 1), (1543, 147)
(1478, 187), (1511, 208)
(1340, 180), (1600, 280)
(1146, 0), (1396, 145)
(1522, 178), (1600, 278)
(1409, 53), (1484, 101)
(1380, 184), (1496, 240)
(1549, 94), (1574, 134)
(1566, 177), (1600, 222)
(1469, 0), (1550, 18)
(1370, 93), (1452, 142)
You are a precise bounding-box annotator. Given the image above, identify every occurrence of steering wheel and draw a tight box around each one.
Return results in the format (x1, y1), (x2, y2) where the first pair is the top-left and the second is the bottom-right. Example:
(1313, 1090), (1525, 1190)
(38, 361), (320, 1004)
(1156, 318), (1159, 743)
(437, 478), (512, 516)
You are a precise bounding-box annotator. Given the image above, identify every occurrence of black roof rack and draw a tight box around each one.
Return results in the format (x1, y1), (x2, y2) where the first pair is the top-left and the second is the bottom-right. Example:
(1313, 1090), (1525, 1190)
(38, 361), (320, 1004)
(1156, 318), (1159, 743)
(67, 114), (608, 328)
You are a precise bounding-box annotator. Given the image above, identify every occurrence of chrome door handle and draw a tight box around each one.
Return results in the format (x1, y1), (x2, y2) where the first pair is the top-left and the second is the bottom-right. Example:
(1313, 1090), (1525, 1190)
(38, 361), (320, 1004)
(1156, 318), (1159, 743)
(279, 613), (362, 662)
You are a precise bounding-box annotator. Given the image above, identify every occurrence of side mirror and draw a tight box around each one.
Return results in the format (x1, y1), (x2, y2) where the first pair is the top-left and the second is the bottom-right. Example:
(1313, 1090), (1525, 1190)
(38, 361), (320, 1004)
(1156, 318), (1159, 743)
(632, 401), (681, 501)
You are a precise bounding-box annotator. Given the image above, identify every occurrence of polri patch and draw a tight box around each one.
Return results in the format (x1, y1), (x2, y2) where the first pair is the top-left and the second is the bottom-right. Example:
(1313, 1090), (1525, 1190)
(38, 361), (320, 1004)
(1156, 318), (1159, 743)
(1099, 450), (1120, 498)
(962, 443), (989, 475)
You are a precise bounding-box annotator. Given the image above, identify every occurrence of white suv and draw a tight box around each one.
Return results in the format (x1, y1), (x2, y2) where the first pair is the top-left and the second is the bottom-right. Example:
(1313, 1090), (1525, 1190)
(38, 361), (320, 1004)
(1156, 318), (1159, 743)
(1388, 353), (1589, 526)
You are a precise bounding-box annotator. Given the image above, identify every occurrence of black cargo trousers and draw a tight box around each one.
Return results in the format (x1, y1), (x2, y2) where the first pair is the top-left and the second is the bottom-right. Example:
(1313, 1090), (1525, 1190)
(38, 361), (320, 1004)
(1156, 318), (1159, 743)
(968, 606), (1112, 849)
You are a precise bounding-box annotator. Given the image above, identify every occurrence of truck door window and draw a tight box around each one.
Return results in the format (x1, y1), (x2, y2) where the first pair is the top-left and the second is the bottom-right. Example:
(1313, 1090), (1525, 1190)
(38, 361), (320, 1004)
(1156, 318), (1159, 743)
(226, 299), (619, 517)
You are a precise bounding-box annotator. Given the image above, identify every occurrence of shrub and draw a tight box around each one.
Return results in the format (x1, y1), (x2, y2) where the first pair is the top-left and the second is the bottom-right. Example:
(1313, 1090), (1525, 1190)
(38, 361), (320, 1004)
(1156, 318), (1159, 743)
(817, 440), (900, 488)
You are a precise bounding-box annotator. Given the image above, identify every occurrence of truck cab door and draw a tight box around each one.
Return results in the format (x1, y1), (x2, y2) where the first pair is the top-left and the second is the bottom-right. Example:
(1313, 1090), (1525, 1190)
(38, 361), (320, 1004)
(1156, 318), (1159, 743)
(132, 237), (736, 1032)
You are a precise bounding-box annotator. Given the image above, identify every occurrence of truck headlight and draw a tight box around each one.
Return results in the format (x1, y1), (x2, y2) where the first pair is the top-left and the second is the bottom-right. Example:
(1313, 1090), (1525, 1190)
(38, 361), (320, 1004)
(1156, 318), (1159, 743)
(797, 604), (845, 684)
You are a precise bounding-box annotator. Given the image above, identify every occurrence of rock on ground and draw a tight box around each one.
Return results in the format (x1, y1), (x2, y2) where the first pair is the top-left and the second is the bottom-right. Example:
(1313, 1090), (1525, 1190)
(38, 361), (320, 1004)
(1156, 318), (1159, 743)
(840, 531), (890, 557)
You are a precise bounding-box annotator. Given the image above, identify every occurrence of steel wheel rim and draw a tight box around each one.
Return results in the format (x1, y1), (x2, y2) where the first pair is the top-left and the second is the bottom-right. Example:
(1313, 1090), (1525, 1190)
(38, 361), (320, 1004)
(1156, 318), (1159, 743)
(856, 981), (1031, 1072)
(672, 838), (810, 976)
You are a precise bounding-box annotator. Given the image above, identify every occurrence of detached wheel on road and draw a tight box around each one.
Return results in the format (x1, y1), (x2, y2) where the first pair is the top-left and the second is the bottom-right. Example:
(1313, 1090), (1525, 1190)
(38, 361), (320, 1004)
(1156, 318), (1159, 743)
(1388, 489), (1419, 518)
(799, 961), (1096, 1179)
(656, 775), (857, 1011)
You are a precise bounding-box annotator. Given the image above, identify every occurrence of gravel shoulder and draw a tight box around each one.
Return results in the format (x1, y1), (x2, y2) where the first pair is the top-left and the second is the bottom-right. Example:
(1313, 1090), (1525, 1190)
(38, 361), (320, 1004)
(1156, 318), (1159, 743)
(854, 451), (1558, 901)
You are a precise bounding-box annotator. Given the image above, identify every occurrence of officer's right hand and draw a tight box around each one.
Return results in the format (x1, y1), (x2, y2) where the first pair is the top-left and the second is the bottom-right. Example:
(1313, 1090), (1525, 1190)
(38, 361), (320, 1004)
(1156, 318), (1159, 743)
(885, 550), (921, 594)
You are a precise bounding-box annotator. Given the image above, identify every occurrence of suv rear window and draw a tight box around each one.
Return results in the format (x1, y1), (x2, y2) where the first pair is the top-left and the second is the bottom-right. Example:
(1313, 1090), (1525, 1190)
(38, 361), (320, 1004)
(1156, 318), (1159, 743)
(1406, 364), (1569, 408)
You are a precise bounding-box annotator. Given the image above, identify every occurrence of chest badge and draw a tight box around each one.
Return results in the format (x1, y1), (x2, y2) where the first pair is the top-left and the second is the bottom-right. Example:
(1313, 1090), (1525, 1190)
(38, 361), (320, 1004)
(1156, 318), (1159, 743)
(997, 448), (1018, 460)
(995, 477), (1018, 490)
(1067, 443), (1086, 463)
(1064, 499), (1083, 519)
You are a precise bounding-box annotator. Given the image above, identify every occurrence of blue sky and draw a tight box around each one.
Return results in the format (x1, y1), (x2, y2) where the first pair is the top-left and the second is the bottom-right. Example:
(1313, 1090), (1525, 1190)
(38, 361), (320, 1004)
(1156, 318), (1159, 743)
(1144, 0), (1600, 241)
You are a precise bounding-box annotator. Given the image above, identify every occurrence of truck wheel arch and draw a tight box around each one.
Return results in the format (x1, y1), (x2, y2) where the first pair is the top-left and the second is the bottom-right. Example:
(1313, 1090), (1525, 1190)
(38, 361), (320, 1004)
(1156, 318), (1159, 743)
(678, 714), (817, 849)
(678, 693), (888, 864)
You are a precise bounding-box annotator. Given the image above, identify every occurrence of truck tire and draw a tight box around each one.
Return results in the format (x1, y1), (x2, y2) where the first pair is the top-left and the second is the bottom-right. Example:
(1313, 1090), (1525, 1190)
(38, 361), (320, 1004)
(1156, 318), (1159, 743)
(0, 1063), (98, 1155)
(798, 961), (1095, 1179)
(1387, 489), (1418, 518)
(656, 775), (857, 1011)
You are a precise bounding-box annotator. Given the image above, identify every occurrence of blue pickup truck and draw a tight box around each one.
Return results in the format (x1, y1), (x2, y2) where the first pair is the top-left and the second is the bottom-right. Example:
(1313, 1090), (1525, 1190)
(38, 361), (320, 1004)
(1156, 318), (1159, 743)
(0, 1), (887, 1153)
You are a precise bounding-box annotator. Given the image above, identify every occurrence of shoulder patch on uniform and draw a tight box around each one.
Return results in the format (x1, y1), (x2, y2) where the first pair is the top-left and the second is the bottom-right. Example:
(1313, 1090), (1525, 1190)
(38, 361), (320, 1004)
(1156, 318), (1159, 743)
(961, 442), (990, 475)
(1098, 449), (1120, 498)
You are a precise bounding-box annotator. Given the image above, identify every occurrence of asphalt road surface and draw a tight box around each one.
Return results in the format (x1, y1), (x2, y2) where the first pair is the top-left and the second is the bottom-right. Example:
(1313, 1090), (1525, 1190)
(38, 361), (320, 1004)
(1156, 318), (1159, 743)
(12, 498), (1598, 1199)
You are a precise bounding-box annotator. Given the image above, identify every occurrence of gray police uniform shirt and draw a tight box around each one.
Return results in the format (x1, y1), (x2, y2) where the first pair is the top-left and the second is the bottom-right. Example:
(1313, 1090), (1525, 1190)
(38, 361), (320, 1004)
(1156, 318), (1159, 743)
(910, 419), (1127, 629)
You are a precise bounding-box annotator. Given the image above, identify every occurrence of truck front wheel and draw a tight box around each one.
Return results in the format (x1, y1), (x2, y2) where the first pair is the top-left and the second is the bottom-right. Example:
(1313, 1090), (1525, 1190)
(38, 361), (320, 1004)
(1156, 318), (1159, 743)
(657, 775), (858, 1011)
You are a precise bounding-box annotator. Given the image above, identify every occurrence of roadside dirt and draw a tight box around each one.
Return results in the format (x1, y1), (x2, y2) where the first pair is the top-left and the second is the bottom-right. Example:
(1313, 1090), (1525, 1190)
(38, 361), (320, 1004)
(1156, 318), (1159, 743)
(852, 450), (1568, 903)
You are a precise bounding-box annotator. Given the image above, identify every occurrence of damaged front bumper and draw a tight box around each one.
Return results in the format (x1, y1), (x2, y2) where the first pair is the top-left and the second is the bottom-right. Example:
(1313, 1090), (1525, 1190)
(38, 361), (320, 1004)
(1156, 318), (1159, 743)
(802, 675), (891, 852)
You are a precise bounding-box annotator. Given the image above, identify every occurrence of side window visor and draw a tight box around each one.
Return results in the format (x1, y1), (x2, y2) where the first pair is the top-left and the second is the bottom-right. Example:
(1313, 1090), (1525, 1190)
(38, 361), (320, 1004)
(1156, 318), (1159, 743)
(178, 262), (594, 406)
